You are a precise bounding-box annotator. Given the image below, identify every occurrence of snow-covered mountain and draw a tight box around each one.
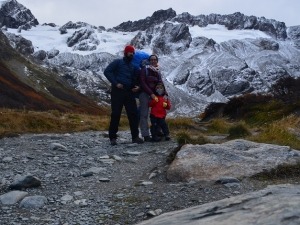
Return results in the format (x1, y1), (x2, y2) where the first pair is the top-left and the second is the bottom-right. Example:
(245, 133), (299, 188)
(1, 0), (300, 116)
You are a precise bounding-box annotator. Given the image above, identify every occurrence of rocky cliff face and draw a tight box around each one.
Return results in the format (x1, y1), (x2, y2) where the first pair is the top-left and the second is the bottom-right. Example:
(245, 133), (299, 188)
(288, 25), (300, 49)
(0, 0), (38, 29)
(173, 11), (287, 40)
(114, 8), (177, 32)
(115, 10), (287, 40)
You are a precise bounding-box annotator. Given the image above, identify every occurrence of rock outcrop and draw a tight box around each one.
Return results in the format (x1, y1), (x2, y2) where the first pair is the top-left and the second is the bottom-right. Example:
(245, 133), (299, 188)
(0, 0), (38, 29)
(173, 11), (287, 40)
(167, 139), (300, 182)
(137, 184), (300, 225)
(4, 32), (34, 55)
(114, 8), (176, 32)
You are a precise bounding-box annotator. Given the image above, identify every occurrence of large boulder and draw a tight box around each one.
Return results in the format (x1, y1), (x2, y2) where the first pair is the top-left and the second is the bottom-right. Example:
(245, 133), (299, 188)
(167, 139), (300, 182)
(32, 49), (47, 60)
(0, 191), (28, 205)
(67, 27), (99, 51)
(137, 184), (300, 225)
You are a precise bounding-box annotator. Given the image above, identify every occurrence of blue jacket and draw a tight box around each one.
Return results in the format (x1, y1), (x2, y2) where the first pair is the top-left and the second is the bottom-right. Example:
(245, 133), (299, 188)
(104, 57), (137, 90)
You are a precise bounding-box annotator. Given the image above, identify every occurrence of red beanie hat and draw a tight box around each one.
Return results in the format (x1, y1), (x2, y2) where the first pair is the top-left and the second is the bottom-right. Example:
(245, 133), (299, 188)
(124, 45), (135, 55)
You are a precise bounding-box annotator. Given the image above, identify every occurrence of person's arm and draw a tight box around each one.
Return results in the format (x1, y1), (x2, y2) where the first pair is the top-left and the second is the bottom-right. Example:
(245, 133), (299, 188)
(163, 98), (171, 110)
(131, 68), (141, 92)
(165, 99), (171, 110)
(104, 59), (119, 87)
(149, 99), (157, 107)
(140, 68), (153, 95)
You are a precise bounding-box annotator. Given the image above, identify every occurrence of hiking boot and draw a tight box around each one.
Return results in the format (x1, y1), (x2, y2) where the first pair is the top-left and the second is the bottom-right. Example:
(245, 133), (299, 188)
(165, 136), (171, 141)
(151, 136), (161, 142)
(157, 131), (164, 137)
(132, 137), (144, 144)
(110, 138), (117, 146)
(144, 136), (152, 142)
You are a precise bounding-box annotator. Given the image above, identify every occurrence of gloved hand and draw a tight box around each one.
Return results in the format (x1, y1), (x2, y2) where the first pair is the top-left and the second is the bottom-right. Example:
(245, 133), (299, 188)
(163, 102), (168, 108)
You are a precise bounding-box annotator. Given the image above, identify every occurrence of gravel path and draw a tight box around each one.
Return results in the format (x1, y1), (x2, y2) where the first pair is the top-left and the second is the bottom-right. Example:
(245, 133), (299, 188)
(0, 131), (298, 225)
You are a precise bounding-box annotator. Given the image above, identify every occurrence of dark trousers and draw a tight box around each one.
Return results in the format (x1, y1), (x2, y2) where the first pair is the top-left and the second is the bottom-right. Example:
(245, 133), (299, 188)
(150, 115), (169, 138)
(109, 87), (139, 140)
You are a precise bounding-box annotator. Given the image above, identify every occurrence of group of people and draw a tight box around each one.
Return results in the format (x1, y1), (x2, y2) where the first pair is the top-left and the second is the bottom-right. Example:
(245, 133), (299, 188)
(104, 45), (171, 145)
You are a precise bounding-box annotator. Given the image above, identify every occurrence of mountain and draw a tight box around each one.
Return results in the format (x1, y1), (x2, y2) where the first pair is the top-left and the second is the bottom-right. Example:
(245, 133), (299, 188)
(1, 0), (300, 116)
(0, 3), (106, 114)
(0, 0), (37, 29)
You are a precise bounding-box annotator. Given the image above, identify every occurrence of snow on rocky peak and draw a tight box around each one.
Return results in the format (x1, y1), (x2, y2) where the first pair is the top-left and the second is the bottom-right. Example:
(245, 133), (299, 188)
(2, 4), (300, 117)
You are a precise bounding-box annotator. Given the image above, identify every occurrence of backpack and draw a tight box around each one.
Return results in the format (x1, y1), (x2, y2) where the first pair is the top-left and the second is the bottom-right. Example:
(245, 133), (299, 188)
(132, 50), (150, 70)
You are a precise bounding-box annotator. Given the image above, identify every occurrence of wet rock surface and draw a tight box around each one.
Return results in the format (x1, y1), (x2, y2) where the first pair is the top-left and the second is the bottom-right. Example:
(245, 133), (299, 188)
(0, 131), (299, 225)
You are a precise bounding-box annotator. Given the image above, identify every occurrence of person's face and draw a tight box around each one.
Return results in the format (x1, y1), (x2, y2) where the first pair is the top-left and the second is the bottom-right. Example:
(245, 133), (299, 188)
(126, 51), (134, 60)
(155, 86), (164, 96)
(149, 56), (158, 66)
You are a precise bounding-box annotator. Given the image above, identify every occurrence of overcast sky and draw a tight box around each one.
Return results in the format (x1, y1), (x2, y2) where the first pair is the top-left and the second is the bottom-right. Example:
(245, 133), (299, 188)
(16, 0), (300, 28)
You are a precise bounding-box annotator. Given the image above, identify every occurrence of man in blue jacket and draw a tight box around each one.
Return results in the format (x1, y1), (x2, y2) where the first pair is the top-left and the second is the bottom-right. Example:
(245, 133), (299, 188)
(104, 45), (144, 146)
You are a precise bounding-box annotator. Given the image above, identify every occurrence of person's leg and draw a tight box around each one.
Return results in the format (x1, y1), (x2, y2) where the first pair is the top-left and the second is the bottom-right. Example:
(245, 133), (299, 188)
(150, 115), (161, 142)
(109, 87), (124, 140)
(157, 118), (170, 139)
(124, 92), (141, 140)
(139, 92), (150, 139)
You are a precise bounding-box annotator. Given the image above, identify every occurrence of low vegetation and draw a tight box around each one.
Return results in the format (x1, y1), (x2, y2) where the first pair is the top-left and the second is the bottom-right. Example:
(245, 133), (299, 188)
(252, 163), (300, 181)
(175, 131), (209, 145)
(0, 109), (125, 138)
(227, 122), (251, 139)
(249, 115), (300, 149)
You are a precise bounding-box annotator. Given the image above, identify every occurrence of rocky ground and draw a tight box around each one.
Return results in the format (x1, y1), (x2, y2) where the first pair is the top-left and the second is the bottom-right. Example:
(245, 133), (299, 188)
(0, 131), (299, 225)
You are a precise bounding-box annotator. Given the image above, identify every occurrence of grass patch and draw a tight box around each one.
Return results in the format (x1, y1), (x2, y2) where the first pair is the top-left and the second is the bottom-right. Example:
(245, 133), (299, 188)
(0, 108), (112, 137)
(206, 118), (231, 134)
(244, 101), (289, 126)
(251, 163), (300, 180)
(227, 122), (251, 139)
(167, 117), (197, 130)
(249, 126), (300, 150)
(175, 131), (209, 145)
(249, 115), (300, 150)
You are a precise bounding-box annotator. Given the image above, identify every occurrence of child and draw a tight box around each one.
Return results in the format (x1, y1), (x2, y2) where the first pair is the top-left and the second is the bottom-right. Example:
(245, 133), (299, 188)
(149, 83), (171, 141)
